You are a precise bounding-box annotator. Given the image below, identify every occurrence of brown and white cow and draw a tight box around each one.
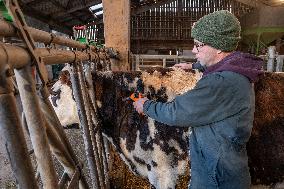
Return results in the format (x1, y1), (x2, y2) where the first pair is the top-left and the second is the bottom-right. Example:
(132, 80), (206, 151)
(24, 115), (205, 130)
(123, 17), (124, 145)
(49, 68), (284, 189)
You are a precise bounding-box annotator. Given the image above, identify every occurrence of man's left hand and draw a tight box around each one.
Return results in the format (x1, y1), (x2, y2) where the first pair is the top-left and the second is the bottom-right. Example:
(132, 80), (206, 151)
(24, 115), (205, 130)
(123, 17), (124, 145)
(133, 97), (148, 114)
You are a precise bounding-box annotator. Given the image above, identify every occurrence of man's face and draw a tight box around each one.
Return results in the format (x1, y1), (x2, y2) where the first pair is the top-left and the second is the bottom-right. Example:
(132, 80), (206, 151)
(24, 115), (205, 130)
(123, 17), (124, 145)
(192, 40), (219, 67)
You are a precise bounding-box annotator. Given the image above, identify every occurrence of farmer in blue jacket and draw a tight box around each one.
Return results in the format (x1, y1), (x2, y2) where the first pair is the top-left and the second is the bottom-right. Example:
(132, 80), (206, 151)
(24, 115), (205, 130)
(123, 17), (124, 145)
(133, 10), (263, 189)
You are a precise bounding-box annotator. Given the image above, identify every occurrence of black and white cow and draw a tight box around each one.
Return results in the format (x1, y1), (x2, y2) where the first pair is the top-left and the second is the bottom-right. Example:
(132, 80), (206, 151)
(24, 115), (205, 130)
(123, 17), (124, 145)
(49, 68), (284, 189)
(49, 68), (79, 127)
(92, 68), (202, 189)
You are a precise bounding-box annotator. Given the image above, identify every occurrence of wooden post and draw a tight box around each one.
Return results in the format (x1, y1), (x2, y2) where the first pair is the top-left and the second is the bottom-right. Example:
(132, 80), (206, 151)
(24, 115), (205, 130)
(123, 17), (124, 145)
(103, 0), (130, 71)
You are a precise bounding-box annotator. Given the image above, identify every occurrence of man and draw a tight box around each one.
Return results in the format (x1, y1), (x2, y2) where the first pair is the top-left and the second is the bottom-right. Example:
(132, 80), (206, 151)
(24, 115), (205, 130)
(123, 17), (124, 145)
(133, 10), (263, 189)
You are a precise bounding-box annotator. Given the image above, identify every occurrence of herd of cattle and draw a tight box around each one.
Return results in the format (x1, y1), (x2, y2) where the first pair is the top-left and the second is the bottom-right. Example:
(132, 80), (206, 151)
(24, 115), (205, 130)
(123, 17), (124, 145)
(49, 67), (284, 189)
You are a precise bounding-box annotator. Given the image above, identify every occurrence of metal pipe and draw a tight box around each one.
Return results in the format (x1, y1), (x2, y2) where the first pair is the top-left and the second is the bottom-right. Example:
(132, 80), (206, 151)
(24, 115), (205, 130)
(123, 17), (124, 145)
(0, 42), (31, 69)
(0, 61), (38, 188)
(0, 42), (93, 69)
(0, 19), (97, 51)
(85, 63), (110, 189)
(38, 48), (90, 66)
(39, 96), (89, 189)
(70, 62), (99, 189)
(14, 64), (59, 189)
(18, 67), (90, 189)
(0, 94), (39, 189)
(0, 42), (91, 188)
(78, 62), (105, 189)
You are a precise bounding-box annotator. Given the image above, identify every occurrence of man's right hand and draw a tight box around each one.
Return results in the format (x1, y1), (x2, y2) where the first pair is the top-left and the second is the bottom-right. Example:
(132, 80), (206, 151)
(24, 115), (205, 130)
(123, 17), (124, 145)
(173, 63), (192, 70)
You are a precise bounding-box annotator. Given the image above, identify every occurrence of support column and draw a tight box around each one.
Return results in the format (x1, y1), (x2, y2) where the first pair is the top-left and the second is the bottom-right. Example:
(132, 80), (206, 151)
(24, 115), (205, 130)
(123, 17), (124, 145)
(103, 0), (130, 71)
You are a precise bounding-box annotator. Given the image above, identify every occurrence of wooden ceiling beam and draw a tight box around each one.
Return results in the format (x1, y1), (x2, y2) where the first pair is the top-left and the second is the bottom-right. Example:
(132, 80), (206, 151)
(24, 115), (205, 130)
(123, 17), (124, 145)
(53, 0), (102, 17)
(24, 0), (43, 7)
(259, 0), (284, 6)
(234, 0), (265, 8)
(48, 0), (87, 24)
(19, 2), (73, 35)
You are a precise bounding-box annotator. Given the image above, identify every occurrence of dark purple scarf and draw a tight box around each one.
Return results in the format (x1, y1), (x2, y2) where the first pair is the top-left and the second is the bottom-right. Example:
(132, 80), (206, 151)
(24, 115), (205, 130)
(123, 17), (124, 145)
(203, 51), (264, 82)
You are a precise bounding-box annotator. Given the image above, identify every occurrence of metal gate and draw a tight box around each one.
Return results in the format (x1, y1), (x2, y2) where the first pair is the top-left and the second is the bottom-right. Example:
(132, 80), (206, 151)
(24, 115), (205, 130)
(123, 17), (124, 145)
(0, 0), (111, 188)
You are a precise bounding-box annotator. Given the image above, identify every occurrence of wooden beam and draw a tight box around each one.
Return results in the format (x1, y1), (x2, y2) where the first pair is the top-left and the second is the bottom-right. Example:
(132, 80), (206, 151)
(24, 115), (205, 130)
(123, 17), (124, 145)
(48, 0), (87, 24)
(131, 0), (175, 15)
(234, 0), (265, 8)
(262, 0), (284, 7)
(103, 0), (130, 70)
(19, 2), (72, 35)
(24, 0), (43, 7)
(53, 0), (102, 17)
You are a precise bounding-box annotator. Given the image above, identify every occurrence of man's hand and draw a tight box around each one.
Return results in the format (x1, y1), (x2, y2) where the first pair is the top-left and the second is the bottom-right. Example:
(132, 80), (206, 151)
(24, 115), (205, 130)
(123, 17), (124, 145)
(173, 63), (192, 70)
(133, 97), (148, 114)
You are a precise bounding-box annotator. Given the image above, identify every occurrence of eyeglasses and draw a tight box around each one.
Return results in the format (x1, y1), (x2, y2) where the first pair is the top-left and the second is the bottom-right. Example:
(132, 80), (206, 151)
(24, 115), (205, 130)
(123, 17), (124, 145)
(194, 42), (206, 52)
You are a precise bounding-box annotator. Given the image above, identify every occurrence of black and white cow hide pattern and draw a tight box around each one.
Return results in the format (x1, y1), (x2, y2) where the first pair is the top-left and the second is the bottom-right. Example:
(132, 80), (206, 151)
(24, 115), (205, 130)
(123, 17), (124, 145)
(49, 68), (79, 127)
(93, 69), (200, 189)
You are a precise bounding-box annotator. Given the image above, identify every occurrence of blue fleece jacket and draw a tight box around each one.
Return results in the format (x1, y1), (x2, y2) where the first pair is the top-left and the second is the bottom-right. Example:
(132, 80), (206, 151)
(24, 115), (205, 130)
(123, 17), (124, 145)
(143, 52), (263, 189)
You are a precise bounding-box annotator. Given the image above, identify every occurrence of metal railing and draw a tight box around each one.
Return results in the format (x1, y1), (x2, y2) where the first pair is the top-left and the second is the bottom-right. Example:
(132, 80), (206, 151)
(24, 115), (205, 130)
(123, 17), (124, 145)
(260, 46), (284, 72)
(131, 54), (195, 70)
(0, 1), (111, 188)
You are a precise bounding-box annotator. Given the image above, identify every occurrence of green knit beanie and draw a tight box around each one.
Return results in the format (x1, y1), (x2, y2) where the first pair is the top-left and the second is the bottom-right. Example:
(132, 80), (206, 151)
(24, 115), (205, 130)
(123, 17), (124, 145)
(191, 10), (241, 52)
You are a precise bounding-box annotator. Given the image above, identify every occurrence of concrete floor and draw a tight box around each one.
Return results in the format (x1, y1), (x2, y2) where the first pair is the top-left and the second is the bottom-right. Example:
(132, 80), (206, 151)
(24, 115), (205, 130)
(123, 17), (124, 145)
(0, 127), (281, 189)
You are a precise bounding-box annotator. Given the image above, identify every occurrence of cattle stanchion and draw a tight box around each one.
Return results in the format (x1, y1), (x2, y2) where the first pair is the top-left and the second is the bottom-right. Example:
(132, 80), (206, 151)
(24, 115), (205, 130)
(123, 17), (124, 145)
(78, 62), (106, 189)
(39, 92), (90, 189)
(0, 57), (38, 189)
(0, 2), (116, 186)
(14, 65), (59, 189)
(39, 97), (89, 189)
(70, 61), (100, 189)
(0, 41), (113, 189)
(85, 62), (110, 189)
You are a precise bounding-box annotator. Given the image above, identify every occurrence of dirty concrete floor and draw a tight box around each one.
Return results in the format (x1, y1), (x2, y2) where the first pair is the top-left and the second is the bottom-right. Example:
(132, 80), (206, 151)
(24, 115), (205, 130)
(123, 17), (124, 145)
(0, 127), (276, 189)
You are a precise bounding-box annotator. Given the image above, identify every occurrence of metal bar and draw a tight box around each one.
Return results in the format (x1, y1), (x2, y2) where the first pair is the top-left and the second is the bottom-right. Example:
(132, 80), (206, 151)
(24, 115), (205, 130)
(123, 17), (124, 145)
(70, 62), (99, 189)
(163, 58), (166, 67)
(276, 56), (284, 72)
(14, 64), (59, 189)
(0, 60), (38, 188)
(40, 100), (77, 174)
(85, 63), (109, 189)
(78, 62), (105, 189)
(0, 19), (97, 51)
(0, 42), (92, 69)
(102, 137), (110, 188)
(39, 95), (90, 189)
(0, 42), (89, 188)
(242, 26), (284, 35)
(0, 94), (39, 189)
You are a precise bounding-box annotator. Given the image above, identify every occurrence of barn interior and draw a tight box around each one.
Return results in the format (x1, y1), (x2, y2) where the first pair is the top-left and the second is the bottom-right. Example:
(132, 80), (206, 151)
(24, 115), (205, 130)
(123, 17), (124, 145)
(0, 0), (284, 188)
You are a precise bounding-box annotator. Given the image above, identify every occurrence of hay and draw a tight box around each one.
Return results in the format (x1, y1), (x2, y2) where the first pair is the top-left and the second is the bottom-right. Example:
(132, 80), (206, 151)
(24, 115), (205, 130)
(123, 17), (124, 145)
(141, 68), (202, 101)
